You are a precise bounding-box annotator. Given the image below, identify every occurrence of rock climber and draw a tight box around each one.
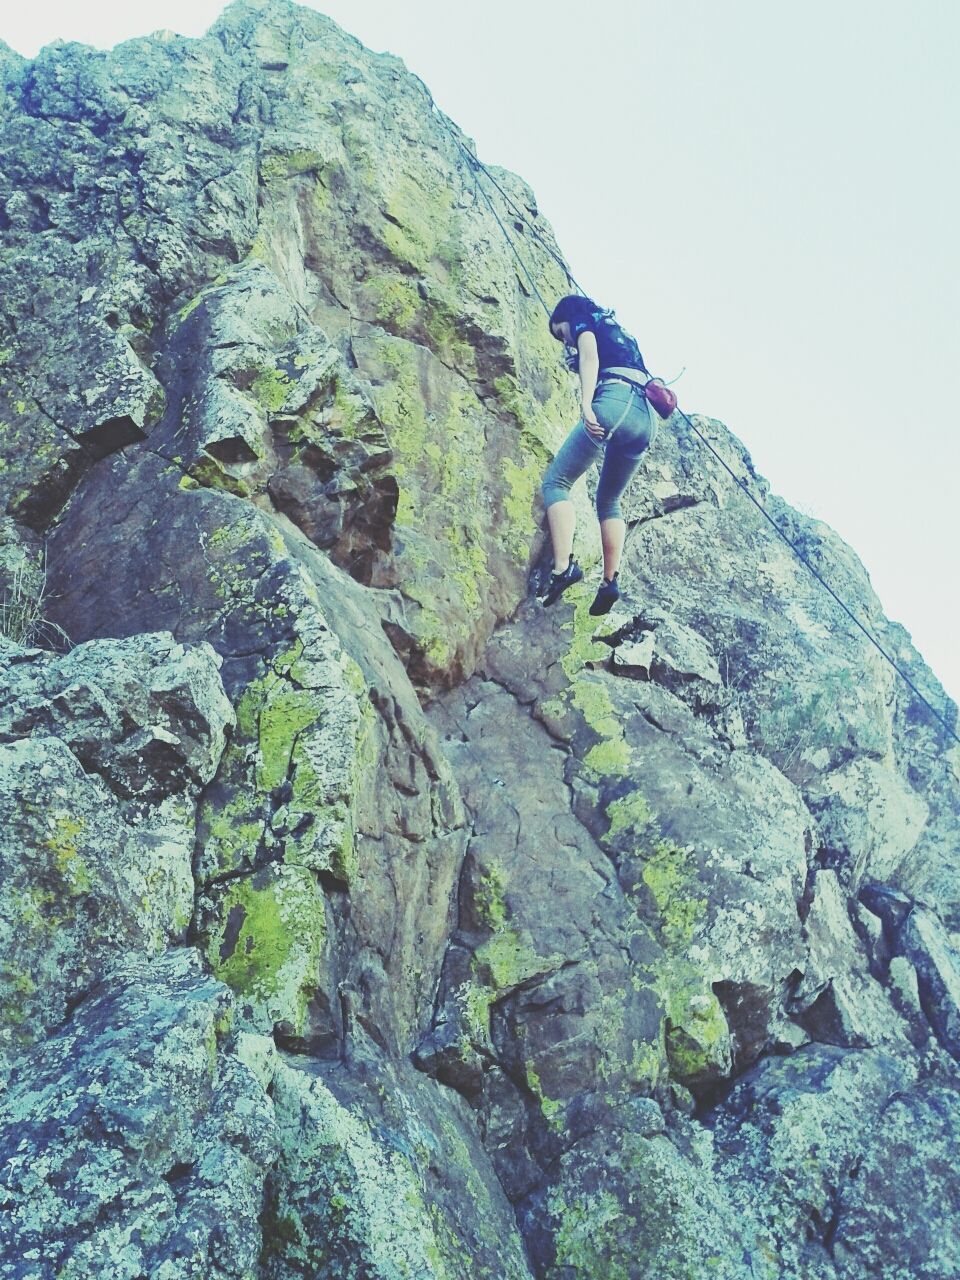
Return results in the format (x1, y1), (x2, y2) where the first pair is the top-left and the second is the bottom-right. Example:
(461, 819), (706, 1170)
(540, 294), (658, 616)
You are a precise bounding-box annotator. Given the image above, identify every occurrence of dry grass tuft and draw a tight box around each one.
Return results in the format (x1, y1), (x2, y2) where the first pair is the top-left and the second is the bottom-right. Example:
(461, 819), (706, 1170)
(0, 554), (70, 651)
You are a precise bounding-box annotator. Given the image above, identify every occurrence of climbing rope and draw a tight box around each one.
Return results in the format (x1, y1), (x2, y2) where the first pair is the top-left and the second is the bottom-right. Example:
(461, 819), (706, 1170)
(668, 408), (960, 749)
(459, 143), (552, 313)
(414, 77), (959, 747)
(411, 71), (583, 296)
(454, 138), (582, 296)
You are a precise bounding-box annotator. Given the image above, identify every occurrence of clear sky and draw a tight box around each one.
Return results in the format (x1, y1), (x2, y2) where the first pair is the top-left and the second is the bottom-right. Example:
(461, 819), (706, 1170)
(5, 1), (958, 711)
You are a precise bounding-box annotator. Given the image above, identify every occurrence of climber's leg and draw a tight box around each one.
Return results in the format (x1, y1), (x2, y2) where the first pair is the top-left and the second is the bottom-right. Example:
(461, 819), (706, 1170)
(541, 418), (603, 572)
(546, 499), (576, 573)
(599, 517), (626, 581)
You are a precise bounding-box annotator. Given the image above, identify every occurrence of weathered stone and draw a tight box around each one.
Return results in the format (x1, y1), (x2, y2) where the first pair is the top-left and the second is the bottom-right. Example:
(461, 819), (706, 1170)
(0, 949), (278, 1279)
(0, 630), (233, 1077)
(424, 674), (668, 1201)
(886, 955), (931, 1048)
(0, 631), (233, 799)
(0, 732), (200, 1076)
(605, 609), (728, 713)
(791, 870), (912, 1050)
(43, 455), (462, 1053)
(711, 1045), (918, 1279)
(806, 756), (928, 888)
(527, 1117), (759, 1280)
(832, 1080), (960, 1279)
(262, 1051), (534, 1280)
(1, 0), (958, 1273)
(895, 906), (960, 1060)
(859, 880), (914, 933)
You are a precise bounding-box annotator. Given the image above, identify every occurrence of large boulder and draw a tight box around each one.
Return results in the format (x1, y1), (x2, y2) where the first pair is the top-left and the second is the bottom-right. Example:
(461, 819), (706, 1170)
(710, 1045), (919, 1279)
(0, 1), (957, 1275)
(0, 949), (278, 1279)
(0, 633), (231, 1077)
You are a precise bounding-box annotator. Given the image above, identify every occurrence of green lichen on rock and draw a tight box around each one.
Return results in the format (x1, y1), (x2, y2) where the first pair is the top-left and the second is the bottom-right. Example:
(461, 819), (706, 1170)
(263, 1064), (463, 1279)
(499, 449), (544, 563)
(255, 681), (324, 792)
(447, 852), (565, 1071)
(546, 1126), (747, 1280)
(190, 452), (255, 498)
(491, 371), (570, 452)
(200, 511), (289, 619)
(550, 1187), (635, 1280)
(475, 858), (508, 931)
(0, 968), (37, 1037)
(251, 365), (294, 414)
(205, 863), (327, 1037)
(281, 372), (371, 451)
(196, 590), (376, 1040)
(491, 374), (536, 427)
(368, 274), (421, 331)
(641, 839), (706, 951)
(43, 815), (92, 895)
(198, 774), (265, 879)
(200, 634), (369, 887)
(627, 1037), (664, 1093)
(637, 838), (729, 1089)
(526, 1064), (564, 1125)
(664, 987), (731, 1085)
(421, 296), (476, 375)
(604, 790), (731, 1089)
(369, 335), (493, 668)
(261, 148), (328, 182)
(473, 926), (556, 992)
(381, 174), (458, 276)
(457, 917), (565, 1067)
(542, 591), (632, 777)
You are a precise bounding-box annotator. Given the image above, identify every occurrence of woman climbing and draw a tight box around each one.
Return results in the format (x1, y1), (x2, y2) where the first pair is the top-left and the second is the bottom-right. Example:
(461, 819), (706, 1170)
(540, 295), (659, 616)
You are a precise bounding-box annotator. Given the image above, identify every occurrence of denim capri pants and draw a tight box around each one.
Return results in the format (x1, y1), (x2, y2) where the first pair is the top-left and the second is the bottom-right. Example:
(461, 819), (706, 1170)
(541, 379), (657, 521)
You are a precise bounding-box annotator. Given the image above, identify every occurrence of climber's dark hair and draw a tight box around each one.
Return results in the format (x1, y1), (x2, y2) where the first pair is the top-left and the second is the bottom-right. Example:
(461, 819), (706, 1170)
(550, 294), (622, 371)
(549, 294), (604, 337)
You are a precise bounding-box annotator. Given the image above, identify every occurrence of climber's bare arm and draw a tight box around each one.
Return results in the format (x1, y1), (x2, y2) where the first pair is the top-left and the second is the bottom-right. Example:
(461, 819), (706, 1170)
(577, 331), (602, 436)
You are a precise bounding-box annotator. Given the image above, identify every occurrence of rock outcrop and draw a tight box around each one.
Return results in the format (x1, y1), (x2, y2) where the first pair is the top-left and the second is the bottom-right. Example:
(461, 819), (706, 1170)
(1, 3), (958, 1277)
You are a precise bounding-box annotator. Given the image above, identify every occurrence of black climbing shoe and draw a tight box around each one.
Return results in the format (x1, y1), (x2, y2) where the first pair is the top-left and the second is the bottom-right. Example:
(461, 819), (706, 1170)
(589, 574), (621, 616)
(542, 557), (583, 606)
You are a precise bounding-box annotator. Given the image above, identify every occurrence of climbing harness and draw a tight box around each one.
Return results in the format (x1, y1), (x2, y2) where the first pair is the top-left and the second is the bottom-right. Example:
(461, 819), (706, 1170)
(411, 75), (959, 748)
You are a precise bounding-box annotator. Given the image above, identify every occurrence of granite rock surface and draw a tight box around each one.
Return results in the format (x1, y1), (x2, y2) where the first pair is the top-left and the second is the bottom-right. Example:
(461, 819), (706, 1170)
(1, 3), (958, 1277)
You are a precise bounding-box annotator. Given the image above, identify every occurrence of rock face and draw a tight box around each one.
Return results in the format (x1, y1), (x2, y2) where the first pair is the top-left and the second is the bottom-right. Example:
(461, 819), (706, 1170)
(1, 3), (958, 1277)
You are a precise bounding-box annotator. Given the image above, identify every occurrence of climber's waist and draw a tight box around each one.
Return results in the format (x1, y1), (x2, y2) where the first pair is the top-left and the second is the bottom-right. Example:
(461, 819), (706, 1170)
(597, 371), (649, 392)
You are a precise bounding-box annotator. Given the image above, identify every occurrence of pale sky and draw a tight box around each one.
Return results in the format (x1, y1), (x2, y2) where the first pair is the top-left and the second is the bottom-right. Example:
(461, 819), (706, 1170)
(5, 1), (959, 713)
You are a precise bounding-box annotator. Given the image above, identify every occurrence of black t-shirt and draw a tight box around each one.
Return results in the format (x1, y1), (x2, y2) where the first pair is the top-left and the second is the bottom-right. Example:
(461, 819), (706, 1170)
(568, 311), (647, 374)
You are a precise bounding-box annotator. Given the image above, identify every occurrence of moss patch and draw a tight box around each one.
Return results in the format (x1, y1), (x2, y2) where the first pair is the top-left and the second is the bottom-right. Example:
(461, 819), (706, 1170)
(381, 174), (458, 275)
(542, 591), (632, 778)
(368, 335), (493, 669)
(251, 366), (294, 414)
(206, 865), (327, 1037)
(603, 790), (730, 1089)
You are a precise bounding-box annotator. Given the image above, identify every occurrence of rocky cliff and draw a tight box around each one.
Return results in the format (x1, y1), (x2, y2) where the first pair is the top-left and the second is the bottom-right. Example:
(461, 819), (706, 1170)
(1, 3), (959, 1277)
